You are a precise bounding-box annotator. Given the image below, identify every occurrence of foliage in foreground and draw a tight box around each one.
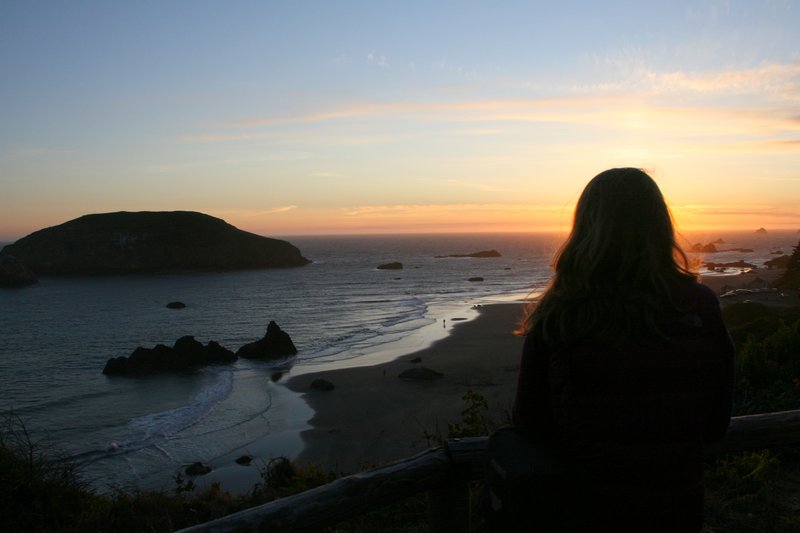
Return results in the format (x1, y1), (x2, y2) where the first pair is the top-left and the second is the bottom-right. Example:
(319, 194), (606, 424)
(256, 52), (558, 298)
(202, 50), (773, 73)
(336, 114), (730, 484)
(701, 302), (800, 532)
(0, 415), (335, 533)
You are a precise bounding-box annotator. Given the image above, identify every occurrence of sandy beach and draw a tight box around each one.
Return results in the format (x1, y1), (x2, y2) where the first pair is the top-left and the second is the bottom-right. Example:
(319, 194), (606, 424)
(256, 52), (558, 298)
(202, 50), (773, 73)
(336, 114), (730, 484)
(286, 303), (527, 473)
(195, 265), (795, 491)
(698, 267), (785, 295)
(280, 267), (794, 476)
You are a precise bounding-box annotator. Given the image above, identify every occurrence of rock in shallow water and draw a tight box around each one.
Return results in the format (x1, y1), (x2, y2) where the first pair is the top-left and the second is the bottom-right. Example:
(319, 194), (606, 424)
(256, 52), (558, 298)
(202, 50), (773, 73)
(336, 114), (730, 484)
(102, 336), (236, 376)
(236, 321), (298, 359)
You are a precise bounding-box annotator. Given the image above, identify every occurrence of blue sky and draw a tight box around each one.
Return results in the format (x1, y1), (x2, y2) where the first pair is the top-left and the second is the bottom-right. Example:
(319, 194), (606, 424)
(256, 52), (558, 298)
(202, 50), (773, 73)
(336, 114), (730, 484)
(1, 1), (798, 238)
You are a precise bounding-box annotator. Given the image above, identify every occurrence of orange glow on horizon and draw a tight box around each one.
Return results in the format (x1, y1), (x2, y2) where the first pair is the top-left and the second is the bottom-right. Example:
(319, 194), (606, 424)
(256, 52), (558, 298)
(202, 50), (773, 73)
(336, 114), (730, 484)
(1, 202), (797, 243)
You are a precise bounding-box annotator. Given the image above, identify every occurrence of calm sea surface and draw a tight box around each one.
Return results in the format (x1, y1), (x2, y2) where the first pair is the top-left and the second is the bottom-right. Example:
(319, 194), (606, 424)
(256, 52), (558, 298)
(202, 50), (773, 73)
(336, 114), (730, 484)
(0, 231), (796, 491)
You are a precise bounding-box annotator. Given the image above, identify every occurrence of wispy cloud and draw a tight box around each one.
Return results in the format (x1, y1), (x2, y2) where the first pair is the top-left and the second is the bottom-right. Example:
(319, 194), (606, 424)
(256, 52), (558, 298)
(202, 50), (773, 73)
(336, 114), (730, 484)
(675, 204), (800, 219)
(144, 153), (310, 173)
(218, 93), (797, 131)
(177, 132), (272, 143)
(341, 203), (566, 218)
(367, 51), (389, 68)
(263, 205), (298, 214)
(585, 53), (800, 102)
(177, 60), (799, 151)
(331, 53), (352, 65)
(210, 206), (298, 218)
(646, 62), (800, 101)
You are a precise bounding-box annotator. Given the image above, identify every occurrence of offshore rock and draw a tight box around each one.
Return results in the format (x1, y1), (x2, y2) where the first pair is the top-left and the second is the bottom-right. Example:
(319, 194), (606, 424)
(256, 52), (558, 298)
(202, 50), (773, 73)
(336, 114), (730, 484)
(705, 260), (757, 271)
(236, 321), (298, 359)
(1, 211), (310, 276)
(690, 243), (718, 253)
(435, 249), (501, 258)
(102, 336), (236, 376)
(0, 254), (37, 287)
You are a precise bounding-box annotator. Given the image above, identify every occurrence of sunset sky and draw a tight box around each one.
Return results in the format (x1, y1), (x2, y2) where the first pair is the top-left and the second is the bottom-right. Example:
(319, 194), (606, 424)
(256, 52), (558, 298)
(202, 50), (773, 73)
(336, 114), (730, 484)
(1, 1), (799, 240)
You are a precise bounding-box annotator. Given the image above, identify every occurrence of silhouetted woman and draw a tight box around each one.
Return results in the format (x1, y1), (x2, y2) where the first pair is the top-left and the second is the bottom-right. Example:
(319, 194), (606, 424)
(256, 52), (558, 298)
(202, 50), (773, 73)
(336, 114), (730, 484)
(512, 168), (734, 531)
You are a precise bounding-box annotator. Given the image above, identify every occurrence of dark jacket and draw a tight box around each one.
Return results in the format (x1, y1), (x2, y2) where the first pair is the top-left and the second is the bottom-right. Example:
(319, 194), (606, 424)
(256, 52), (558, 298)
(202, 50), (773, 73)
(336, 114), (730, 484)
(512, 281), (734, 532)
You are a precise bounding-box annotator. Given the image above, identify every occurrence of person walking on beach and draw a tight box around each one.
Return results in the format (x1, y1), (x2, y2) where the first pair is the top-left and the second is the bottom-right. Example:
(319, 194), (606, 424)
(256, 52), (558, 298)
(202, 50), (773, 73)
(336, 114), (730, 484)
(510, 168), (734, 531)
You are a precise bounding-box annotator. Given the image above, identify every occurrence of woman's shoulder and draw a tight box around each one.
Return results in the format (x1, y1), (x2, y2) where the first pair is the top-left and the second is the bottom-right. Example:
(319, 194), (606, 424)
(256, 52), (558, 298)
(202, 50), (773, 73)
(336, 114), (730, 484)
(671, 276), (723, 319)
(669, 275), (713, 298)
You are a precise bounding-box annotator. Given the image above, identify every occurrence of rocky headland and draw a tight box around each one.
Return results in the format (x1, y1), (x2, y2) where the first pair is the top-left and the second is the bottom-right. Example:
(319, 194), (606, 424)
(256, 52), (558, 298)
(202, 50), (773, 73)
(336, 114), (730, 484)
(0, 211), (310, 279)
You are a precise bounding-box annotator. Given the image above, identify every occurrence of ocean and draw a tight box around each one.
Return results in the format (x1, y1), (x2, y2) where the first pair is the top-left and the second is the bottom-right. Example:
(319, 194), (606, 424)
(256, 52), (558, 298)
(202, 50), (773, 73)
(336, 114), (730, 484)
(0, 231), (796, 493)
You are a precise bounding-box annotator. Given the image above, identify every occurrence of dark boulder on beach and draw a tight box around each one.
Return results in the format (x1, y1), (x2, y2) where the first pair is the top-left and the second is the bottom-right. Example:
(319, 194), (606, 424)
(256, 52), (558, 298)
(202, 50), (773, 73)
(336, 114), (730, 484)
(399, 367), (444, 381)
(0, 254), (38, 287)
(102, 336), (236, 376)
(377, 262), (403, 270)
(310, 378), (335, 391)
(0, 210), (311, 276)
(236, 321), (298, 359)
(185, 462), (212, 476)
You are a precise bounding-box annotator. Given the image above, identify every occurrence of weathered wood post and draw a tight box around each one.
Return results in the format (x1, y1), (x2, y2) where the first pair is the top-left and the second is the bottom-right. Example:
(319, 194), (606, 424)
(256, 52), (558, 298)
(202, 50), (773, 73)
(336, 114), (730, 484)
(427, 462), (470, 532)
(427, 438), (490, 533)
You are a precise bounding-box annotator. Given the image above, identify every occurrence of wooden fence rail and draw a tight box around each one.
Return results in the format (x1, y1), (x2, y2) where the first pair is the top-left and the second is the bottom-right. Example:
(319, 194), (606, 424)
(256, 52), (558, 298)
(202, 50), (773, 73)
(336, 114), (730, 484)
(175, 409), (800, 533)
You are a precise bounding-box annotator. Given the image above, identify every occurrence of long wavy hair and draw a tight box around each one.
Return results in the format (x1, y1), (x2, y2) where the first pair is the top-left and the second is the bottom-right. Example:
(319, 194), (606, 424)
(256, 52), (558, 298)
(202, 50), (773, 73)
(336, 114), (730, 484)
(521, 168), (695, 346)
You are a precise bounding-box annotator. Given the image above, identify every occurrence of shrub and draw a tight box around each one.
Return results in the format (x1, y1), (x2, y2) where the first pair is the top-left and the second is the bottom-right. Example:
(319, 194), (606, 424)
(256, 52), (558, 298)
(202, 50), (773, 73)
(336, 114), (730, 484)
(734, 318), (800, 415)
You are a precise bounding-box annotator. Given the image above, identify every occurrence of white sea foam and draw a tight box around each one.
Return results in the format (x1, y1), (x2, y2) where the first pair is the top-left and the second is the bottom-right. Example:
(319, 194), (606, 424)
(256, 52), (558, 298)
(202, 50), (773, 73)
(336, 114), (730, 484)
(128, 368), (233, 438)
